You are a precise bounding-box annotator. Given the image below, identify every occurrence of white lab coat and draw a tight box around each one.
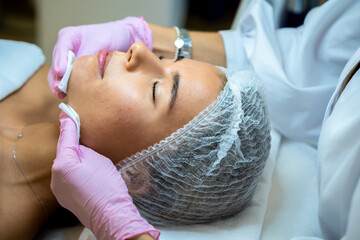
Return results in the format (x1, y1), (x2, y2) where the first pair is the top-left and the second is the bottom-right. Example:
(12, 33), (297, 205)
(220, 0), (360, 144)
(317, 48), (360, 240)
(220, 0), (360, 239)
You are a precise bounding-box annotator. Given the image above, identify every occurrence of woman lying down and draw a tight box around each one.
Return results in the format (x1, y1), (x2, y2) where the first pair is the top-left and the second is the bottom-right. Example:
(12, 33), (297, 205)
(0, 39), (270, 239)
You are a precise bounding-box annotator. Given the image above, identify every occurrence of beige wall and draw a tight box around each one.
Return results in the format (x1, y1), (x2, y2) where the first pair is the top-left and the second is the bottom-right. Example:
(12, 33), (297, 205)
(35, 0), (188, 64)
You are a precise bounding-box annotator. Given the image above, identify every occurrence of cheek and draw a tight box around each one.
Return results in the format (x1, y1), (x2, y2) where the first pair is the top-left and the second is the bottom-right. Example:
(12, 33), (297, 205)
(77, 91), (120, 141)
(68, 57), (98, 96)
(77, 90), (150, 160)
(68, 81), (103, 124)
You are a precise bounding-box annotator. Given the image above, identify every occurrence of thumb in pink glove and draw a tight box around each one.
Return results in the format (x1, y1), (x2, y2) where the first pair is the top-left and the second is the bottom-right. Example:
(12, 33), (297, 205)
(51, 112), (160, 240)
(48, 16), (152, 98)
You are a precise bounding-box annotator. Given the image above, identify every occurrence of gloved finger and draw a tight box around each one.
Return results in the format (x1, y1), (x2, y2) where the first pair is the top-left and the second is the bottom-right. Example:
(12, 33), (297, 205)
(52, 46), (70, 81)
(52, 27), (79, 79)
(51, 112), (80, 195)
(78, 144), (114, 168)
(47, 67), (67, 99)
(76, 44), (100, 58)
(55, 111), (80, 163)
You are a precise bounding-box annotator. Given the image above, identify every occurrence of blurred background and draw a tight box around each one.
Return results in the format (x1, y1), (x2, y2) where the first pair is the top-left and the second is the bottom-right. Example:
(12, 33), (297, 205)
(0, 0), (240, 64)
(0, 0), (322, 65)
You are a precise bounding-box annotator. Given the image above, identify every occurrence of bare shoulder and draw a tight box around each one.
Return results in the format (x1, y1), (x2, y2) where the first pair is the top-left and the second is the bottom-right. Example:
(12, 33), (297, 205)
(0, 64), (62, 127)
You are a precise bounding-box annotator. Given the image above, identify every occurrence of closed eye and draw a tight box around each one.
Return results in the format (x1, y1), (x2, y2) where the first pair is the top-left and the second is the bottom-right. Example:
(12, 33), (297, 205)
(152, 81), (158, 102)
(158, 55), (184, 62)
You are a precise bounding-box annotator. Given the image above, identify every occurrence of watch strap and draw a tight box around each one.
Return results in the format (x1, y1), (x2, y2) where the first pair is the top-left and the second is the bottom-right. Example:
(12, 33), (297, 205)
(173, 27), (192, 59)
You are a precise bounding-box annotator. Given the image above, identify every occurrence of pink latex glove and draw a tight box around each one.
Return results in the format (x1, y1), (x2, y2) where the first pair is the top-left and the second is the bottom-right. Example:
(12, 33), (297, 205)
(48, 16), (152, 98)
(51, 112), (160, 240)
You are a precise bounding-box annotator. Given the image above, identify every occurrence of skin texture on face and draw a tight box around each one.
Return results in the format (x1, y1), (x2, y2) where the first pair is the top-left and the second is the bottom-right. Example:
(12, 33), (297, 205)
(67, 42), (223, 163)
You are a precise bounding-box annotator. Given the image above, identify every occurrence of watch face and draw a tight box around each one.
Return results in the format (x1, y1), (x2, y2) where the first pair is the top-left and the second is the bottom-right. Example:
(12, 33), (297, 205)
(174, 38), (185, 48)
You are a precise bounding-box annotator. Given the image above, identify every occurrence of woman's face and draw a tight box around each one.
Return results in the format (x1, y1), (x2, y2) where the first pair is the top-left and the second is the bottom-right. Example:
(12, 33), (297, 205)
(67, 42), (223, 163)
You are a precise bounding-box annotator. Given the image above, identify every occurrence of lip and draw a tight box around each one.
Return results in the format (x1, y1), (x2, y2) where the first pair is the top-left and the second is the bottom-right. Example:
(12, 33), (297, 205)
(104, 51), (113, 74)
(97, 49), (113, 78)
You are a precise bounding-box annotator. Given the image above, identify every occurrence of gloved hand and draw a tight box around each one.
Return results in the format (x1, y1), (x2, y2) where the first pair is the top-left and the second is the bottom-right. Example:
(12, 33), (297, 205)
(51, 112), (160, 240)
(48, 16), (152, 98)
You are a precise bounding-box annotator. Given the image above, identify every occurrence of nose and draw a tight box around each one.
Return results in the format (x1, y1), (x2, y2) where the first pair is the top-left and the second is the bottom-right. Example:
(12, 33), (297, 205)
(125, 42), (164, 74)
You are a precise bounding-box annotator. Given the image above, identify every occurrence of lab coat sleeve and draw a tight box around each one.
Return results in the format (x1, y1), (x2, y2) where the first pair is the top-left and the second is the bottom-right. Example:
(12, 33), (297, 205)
(220, 0), (360, 143)
(219, 30), (249, 71)
(317, 48), (360, 240)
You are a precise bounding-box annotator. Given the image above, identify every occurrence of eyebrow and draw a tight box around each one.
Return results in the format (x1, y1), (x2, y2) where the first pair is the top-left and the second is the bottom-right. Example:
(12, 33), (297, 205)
(168, 71), (180, 113)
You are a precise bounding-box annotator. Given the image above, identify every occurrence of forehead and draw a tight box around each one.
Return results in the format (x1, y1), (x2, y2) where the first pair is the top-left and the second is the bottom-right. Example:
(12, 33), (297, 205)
(169, 59), (223, 126)
(173, 59), (223, 91)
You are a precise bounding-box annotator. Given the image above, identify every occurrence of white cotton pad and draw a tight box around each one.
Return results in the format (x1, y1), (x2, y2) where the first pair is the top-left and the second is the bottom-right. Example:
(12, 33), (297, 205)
(59, 103), (81, 141)
(58, 50), (76, 94)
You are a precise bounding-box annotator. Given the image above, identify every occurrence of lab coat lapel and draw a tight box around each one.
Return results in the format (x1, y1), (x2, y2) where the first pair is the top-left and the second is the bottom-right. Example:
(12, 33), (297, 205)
(322, 47), (360, 124)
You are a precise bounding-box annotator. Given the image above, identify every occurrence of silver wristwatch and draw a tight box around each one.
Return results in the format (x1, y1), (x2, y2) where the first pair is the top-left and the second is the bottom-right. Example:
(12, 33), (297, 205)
(173, 27), (192, 59)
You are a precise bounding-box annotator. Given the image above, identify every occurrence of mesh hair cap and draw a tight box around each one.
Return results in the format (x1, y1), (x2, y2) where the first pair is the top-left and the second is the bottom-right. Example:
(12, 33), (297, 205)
(116, 67), (271, 226)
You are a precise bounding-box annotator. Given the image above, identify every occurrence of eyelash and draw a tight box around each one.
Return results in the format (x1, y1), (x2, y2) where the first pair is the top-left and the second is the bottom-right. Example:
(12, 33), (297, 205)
(159, 55), (184, 62)
(153, 55), (182, 102)
(152, 81), (158, 101)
